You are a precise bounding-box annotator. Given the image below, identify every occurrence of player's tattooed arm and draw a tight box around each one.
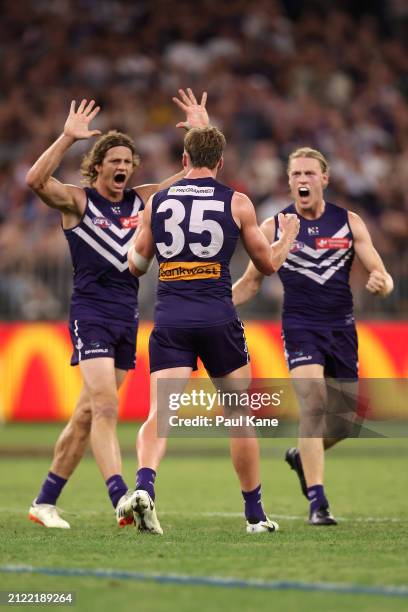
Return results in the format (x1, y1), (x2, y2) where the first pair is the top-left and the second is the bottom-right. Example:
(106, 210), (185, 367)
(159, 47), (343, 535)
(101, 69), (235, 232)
(128, 196), (154, 277)
(25, 99), (101, 215)
(135, 89), (209, 203)
(348, 211), (394, 297)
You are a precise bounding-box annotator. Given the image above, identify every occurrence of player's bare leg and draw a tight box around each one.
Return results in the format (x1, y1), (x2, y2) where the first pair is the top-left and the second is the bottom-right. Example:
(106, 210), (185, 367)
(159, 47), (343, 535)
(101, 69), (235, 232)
(288, 364), (337, 525)
(50, 387), (92, 479)
(77, 359), (133, 523)
(324, 378), (361, 447)
(290, 364), (326, 484)
(29, 366), (128, 527)
(216, 363), (278, 533)
(298, 437), (324, 484)
(229, 434), (261, 491)
(217, 363), (261, 491)
(120, 367), (193, 534)
(80, 358), (126, 479)
(50, 368), (127, 478)
(137, 366), (193, 469)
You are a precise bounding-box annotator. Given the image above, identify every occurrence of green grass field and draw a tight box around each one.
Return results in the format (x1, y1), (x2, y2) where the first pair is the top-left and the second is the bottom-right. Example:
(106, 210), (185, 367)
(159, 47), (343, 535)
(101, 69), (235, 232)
(0, 424), (407, 611)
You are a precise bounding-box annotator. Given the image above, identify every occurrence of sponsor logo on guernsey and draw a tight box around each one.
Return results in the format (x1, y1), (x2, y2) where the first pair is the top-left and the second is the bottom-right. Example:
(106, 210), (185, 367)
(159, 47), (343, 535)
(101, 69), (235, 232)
(307, 226), (319, 236)
(159, 261), (221, 281)
(92, 216), (111, 228)
(120, 215), (140, 229)
(290, 240), (305, 253)
(315, 237), (351, 249)
(111, 206), (121, 215)
(167, 185), (215, 197)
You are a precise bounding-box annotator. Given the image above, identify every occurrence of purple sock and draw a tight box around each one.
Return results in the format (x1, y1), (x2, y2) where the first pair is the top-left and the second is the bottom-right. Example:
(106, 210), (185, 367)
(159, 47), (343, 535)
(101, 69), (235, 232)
(242, 484), (267, 523)
(106, 474), (128, 509)
(36, 471), (67, 505)
(136, 468), (156, 501)
(307, 485), (328, 513)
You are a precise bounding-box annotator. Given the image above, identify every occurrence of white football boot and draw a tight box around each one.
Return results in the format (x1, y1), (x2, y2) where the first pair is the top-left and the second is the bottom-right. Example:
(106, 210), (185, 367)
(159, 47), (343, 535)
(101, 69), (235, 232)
(116, 491), (138, 528)
(28, 500), (70, 529)
(246, 516), (279, 534)
(131, 490), (163, 535)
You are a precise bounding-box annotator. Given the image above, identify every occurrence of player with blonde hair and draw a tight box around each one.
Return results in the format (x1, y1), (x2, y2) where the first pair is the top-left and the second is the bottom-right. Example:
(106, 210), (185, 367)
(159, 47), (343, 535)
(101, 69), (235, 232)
(233, 147), (393, 525)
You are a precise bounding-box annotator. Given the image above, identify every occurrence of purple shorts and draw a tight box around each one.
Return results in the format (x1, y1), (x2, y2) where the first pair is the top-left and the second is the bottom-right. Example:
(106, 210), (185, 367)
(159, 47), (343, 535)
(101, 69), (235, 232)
(149, 319), (250, 377)
(282, 327), (358, 379)
(69, 319), (138, 370)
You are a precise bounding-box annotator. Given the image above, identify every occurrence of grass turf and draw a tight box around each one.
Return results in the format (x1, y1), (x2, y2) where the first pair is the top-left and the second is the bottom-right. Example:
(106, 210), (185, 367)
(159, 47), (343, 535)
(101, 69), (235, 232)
(0, 424), (407, 611)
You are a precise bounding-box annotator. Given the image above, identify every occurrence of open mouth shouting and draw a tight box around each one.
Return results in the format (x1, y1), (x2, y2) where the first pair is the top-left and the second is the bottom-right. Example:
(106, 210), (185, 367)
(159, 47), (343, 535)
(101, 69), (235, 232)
(114, 172), (127, 187)
(298, 187), (310, 199)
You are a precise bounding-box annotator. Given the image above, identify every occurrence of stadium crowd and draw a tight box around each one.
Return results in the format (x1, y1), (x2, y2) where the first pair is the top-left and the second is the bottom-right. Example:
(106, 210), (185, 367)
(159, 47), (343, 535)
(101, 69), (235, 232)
(0, 0), (407, 319)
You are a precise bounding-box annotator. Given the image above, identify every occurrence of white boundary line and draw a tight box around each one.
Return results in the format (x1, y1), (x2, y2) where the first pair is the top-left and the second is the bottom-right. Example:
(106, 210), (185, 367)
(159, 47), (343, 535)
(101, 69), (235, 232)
(1, 508), (406, 523)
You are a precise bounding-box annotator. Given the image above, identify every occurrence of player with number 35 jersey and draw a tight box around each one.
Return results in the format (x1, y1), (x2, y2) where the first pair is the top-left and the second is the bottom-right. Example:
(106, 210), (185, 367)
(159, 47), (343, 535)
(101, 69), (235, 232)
(153, 178), (239, 327)
(120, 126), (300, 535)
(150, 176), (244, 376)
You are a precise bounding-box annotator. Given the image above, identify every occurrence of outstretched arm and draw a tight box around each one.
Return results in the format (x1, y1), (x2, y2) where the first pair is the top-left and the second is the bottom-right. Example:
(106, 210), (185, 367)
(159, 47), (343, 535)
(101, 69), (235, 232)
(348, 211), (394, 297)
(135, 88), (209, 203)
(25, 99), (101, 214)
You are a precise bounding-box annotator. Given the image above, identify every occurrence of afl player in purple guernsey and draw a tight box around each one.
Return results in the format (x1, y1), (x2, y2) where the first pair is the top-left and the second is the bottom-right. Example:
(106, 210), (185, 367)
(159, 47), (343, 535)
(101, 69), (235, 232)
(118, 126), (300, 534)
(233, 148), (394, 525)
(26, 90), (209, 529)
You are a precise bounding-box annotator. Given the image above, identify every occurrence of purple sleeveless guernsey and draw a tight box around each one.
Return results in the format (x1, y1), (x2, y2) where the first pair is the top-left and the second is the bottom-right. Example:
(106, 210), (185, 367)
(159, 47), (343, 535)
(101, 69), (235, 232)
(275, 202), (355, 331)
(151, 177), (240, 327)
(64, 187), (143, 323)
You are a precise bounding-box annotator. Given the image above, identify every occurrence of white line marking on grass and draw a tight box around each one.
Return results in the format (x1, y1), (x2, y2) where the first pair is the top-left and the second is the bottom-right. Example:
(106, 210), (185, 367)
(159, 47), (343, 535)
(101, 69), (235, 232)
(0, 508), (406, 523)
(1, 565), (408, 598)
(186, 513), (406, 523)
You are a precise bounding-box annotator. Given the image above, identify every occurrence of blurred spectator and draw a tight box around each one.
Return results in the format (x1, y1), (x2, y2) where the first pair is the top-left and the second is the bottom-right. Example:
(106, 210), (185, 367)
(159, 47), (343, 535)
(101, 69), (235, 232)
(0, 0), (407, 320)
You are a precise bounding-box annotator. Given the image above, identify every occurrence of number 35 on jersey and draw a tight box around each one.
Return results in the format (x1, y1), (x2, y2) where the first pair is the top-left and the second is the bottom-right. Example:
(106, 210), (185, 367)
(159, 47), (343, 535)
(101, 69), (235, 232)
(155, 198), (225, 259)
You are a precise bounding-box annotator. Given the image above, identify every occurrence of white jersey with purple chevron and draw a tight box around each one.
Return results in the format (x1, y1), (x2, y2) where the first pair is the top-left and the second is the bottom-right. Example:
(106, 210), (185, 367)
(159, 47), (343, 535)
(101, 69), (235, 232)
(64, 187), (143, 323)
(275, 202), (355, 330)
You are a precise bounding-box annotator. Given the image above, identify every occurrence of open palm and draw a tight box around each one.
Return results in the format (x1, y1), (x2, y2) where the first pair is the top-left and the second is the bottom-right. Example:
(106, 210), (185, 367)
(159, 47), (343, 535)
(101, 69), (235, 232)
(63, 99), (102, 140)
(172, 88), (209, 130)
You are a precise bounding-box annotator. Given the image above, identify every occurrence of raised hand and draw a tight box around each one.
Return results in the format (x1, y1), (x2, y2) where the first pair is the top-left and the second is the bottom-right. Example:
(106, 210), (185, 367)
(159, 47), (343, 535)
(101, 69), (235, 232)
(278, 213), (300, 243)
(63, 99), (102, 140)
(172, 88), (209, 130)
